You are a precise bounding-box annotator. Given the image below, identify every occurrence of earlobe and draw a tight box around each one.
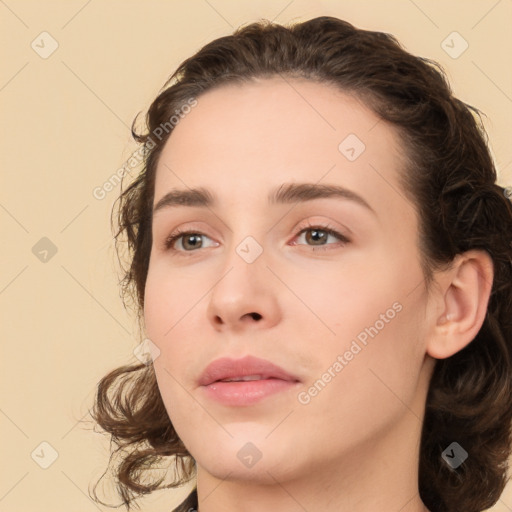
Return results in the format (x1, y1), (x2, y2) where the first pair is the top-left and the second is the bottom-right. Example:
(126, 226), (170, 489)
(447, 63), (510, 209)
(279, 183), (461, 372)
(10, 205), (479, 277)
(426, 250), (494, 360)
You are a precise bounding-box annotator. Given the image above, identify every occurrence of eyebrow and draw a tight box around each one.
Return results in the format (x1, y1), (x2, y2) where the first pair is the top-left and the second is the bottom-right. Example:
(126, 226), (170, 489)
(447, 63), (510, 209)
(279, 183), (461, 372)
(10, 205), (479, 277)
(153, 182), (376, 216)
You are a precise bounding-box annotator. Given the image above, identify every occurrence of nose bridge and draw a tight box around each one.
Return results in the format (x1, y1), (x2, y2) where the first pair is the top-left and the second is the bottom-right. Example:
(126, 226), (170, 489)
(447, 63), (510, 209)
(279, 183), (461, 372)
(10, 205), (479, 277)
(219, 229), (268, 290)
(206, 224), (280, 329)
(221, 206), (268, 265)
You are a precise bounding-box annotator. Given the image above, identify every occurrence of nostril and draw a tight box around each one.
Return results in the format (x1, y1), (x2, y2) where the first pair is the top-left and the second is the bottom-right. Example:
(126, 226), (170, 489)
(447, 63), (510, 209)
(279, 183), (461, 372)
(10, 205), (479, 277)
(250, 312), (262, 320)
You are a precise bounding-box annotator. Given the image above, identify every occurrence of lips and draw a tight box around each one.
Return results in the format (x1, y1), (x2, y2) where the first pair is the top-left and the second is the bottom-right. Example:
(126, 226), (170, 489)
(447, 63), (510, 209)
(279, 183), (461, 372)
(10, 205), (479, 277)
(198, 355), (300, 386)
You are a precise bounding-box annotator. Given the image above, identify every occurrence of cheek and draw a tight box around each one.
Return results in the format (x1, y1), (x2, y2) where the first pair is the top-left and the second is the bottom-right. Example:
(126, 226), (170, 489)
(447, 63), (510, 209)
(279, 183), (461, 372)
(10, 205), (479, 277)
(143, 266), (210, 393)
(345, 297), (426, 411)
(301, 301), (425, 439)
(144, 275), (200, 427)
(315, 271), (399, 343)
(143, 263), (203, 339)
(152, 360), (200, 443)
(143, 275), (169, 344)
(311, 268), (427, 407)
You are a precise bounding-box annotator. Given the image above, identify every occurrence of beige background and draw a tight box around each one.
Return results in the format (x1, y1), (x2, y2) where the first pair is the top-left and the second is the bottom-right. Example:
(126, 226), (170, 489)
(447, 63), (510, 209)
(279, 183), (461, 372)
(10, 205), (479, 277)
(1, 1), (511, 511)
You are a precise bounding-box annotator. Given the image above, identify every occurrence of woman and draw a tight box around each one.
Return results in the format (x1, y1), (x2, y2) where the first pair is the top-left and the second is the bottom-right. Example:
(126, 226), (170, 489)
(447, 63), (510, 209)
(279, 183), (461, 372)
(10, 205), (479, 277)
(90, 16), (512, 512)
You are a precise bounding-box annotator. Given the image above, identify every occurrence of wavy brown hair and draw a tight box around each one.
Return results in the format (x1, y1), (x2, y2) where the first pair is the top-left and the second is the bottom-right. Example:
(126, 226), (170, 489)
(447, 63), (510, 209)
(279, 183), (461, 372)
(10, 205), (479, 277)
(89, 16), (512, 512)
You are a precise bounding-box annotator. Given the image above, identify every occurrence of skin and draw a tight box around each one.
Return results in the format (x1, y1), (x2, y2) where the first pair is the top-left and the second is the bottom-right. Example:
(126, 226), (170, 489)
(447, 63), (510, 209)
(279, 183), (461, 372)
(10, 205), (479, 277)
(143, 77), (493, 512)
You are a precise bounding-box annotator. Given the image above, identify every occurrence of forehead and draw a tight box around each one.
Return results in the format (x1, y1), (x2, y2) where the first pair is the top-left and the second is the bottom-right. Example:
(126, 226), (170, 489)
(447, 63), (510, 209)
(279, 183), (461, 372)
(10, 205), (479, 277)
(153, 77), (410, 219)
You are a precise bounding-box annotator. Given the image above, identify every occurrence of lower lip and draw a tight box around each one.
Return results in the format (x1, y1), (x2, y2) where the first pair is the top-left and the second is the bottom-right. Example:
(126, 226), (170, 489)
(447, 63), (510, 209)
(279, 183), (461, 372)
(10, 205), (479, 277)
(201, 378), (299, 406)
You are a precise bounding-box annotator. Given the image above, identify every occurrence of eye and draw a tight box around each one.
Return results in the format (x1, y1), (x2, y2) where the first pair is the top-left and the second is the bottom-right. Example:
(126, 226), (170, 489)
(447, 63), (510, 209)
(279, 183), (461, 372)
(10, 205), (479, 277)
(164, 228), (217, 252)
(292, 223), (350, 251)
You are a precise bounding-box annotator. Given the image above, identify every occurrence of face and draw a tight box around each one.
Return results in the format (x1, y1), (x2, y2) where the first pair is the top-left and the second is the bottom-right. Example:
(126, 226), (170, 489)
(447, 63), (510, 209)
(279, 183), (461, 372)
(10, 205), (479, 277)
(144, 77), (436, 483)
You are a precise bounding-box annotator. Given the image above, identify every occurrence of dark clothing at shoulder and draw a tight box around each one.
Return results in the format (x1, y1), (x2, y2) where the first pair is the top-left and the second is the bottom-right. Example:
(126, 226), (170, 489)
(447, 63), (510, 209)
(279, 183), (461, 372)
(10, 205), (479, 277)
(171, 488), (198, 512)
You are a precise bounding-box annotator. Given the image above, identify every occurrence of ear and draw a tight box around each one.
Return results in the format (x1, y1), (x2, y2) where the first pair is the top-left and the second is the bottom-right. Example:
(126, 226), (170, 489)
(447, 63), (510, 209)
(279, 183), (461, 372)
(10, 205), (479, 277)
(426, 249), (494, 360)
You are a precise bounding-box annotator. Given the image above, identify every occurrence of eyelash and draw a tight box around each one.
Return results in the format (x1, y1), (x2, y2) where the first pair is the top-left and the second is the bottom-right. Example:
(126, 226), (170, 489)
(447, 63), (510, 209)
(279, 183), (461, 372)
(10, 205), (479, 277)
(163, 222), (350, 255)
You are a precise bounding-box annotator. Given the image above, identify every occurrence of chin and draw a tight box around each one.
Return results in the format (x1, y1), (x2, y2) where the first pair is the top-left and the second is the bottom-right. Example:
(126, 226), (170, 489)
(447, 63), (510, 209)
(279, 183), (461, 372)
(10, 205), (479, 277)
(198, 453), (289, 484)
(192, 433), (303, 483)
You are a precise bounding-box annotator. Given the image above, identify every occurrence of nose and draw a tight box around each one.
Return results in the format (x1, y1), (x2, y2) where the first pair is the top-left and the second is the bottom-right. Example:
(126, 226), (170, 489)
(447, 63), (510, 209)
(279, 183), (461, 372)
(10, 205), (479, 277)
(206, 243), (281, 333)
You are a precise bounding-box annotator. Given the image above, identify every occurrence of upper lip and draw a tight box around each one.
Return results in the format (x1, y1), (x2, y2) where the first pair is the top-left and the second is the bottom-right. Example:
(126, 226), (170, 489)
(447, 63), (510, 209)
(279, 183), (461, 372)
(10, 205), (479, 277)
(198, 355), (300, 386)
